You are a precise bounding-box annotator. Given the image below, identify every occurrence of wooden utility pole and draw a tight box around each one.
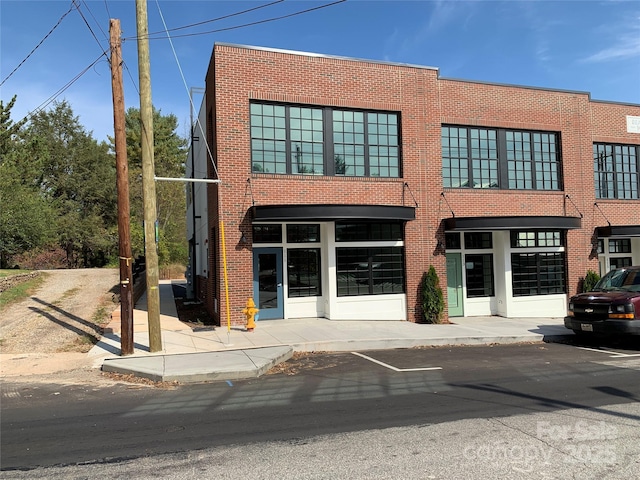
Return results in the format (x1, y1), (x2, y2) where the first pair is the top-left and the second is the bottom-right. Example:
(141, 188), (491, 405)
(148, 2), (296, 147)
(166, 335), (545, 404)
(109, 19), (134, 356)
(135, 0), (162, 352)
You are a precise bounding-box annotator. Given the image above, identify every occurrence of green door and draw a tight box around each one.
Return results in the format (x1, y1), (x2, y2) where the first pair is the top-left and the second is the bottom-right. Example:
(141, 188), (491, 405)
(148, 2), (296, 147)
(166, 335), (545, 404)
(446, 253), (464, 317)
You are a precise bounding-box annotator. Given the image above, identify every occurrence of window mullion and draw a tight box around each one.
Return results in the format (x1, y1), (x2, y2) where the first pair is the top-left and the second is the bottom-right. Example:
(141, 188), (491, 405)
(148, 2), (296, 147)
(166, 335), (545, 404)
(528, 133), (538, 190)
(612, 147), (619, 199)
(285, 106), (292, 175)
(497, 129), (508, 189)
(368, 253), (374, 294)
(536, 253), (542, 295)
(466, 129), (474, 188)
(636, 146), (640, 196)
(364, 114), (371, 177)
(325, 108), (335, 176)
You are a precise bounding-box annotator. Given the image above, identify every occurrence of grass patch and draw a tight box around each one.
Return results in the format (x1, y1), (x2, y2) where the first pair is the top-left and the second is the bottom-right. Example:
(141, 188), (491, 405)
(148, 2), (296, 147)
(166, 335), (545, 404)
(0, 272), (46, 311)
(57, 333), (99, 353)
(0, 269), (29, 278)
(93, 305), (111, 327)
(52, 287), (82, 306)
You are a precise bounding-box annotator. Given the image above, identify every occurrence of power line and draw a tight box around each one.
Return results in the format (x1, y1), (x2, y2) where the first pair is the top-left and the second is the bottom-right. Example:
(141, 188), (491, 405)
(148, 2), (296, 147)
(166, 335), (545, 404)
(79, 0), (109, 44)
(17, 53), (106, 124)
(73, 0), (109, 55)
(147, 0), (284, 36)
(125, 0), (347, 41)
(103, 0), (112, 19)
(0, 2), (75, 87)
(154, 0), (219, 179)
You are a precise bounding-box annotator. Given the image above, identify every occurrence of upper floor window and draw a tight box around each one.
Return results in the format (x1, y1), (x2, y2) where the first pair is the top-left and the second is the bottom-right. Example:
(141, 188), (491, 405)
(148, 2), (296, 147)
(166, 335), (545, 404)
(251, 102), (401, 177)
(594, 143), (639, 199)
(442, 126), (561, 190)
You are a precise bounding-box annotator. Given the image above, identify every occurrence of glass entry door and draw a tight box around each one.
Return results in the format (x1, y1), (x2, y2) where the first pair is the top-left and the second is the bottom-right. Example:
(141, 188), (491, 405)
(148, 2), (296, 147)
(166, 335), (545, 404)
(446, 253), (464, 317)
(253, 248), (284, 319)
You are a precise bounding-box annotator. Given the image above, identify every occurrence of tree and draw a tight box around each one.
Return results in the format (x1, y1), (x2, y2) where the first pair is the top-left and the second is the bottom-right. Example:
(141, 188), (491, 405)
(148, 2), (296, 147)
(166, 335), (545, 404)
(117, 107), (188, 265)
(22, 101), (117, 267)
(0, 96), (56, 268)
(421, 266), (444, 324)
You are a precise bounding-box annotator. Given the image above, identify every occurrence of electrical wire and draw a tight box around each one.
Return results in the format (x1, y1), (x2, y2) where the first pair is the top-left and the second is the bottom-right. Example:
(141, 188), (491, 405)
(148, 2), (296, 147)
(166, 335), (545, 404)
(123, 62), (140, 96)
(79, 0), (109, 44)
(154, 0), (219, 179)
(0, 2), (75, 87)
(127, 0), (347, 41)
(16, 53), (106, 124)
(73, 0), (109, 55)
(147, 0), (284, 36)
(103, 0), (112, 19)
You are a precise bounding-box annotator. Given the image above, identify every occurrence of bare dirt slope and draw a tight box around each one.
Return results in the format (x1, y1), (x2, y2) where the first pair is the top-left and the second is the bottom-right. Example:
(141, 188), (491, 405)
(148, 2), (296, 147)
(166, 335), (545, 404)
(0, 269), (120, 383)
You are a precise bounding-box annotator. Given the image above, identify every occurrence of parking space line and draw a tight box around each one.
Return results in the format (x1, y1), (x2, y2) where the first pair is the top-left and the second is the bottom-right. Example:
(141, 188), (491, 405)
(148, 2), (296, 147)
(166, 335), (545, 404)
(351, 352), (442, 372)
(577, 346), (640, 358)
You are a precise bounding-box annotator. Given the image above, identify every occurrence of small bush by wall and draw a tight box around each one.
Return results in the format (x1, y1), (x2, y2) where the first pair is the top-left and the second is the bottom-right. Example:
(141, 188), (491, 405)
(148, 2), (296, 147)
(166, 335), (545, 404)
(421, 266), (444, 324)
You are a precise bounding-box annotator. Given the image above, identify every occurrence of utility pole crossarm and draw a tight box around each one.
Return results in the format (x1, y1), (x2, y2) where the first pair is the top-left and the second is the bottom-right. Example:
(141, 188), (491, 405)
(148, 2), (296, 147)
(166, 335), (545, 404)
(154, 176), (221, 184)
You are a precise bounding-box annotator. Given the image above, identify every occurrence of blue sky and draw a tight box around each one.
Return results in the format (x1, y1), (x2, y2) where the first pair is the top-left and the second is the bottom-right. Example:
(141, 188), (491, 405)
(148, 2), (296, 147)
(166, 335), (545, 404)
(1, 0), (639, 144)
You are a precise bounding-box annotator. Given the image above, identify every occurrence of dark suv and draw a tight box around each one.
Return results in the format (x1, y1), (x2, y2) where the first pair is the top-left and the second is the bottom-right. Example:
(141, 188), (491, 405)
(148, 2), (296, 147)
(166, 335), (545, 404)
(565, 266), (640, 336)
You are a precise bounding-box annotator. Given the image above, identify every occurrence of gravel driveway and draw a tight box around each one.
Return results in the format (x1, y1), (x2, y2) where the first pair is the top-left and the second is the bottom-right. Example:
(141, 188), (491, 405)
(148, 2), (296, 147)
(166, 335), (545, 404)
(0, 269), (120, 382)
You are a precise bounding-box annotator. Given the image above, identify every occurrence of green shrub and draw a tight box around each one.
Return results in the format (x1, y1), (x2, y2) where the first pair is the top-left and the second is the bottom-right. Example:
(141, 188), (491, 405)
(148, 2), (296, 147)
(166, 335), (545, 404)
(582, 269), (601, 293)
(421, 266), (444, 324)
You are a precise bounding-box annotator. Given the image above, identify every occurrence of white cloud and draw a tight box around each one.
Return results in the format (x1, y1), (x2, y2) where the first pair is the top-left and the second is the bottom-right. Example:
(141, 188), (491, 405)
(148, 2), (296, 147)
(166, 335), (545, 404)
(382, 0), (480, 63)
(580, 17), (640, 63)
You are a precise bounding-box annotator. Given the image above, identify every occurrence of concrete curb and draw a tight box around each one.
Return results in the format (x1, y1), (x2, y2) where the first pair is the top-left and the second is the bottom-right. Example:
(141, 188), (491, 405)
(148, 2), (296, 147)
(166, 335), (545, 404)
(102, 346), (294, 383)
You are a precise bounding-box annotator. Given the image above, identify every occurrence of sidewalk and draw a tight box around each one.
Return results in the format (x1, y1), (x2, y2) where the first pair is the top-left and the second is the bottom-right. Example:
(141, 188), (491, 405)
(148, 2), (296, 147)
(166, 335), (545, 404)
(91, 280), (572, 383)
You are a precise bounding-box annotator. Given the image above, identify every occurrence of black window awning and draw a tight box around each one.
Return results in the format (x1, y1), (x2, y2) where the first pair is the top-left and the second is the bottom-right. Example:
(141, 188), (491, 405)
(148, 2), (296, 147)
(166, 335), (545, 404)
(252, 204), (415, 221)
(596, 225), (640, 237)
(444, 215), (582, 231)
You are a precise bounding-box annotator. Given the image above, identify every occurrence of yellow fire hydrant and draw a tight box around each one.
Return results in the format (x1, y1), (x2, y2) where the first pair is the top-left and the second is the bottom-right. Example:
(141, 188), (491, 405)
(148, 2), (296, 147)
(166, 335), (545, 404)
(242, 298), (259, 332)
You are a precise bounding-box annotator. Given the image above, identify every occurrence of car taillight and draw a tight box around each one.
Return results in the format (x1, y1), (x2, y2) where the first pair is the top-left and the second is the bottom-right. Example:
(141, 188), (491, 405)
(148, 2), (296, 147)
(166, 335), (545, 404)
(608, 304), (635, 320)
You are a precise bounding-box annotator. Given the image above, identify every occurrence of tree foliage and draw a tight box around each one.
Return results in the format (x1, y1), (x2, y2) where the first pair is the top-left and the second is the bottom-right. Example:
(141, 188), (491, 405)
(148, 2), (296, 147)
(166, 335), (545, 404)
(0, 97), (56, 268)
(116, 107), (188, 265)
(421, 266), (444, 324)
(24, 101), (117, 267)
(0, 97), (188, 269)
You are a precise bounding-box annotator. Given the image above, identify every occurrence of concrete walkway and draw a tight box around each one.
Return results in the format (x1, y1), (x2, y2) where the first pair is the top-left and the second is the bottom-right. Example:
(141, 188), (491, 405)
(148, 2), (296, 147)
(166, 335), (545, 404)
(91, 280), (572, 383)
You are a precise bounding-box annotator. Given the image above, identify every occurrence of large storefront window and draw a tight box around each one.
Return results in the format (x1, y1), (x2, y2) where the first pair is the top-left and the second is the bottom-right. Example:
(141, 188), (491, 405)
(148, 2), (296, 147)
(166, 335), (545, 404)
(511, 229), (566, 296)
(336, 247), (405, 296)
(512, 252), (566, 296)
(336, 220), (405, 297)
(251, 102), (401, 177)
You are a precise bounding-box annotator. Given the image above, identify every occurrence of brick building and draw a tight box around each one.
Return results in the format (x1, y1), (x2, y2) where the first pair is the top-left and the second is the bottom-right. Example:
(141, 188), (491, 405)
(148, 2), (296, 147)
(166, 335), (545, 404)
(186, 43), (640, 326)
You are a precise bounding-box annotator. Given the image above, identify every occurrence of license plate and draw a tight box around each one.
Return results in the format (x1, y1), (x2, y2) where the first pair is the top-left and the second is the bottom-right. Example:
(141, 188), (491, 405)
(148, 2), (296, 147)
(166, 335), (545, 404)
(581, 323), (594, 332)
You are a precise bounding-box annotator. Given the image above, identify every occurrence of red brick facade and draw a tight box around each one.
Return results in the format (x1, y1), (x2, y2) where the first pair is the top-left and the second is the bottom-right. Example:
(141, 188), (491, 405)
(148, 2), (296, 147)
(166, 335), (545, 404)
(200, 43), (640, 326)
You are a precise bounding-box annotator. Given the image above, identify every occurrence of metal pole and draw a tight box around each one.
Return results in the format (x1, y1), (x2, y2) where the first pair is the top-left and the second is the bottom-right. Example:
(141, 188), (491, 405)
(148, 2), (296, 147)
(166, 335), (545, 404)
(189, 90), (197, 300)
(220, 220), (231, 334)
(109, 19), (134, 355)
(135, 0), (162, 352)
